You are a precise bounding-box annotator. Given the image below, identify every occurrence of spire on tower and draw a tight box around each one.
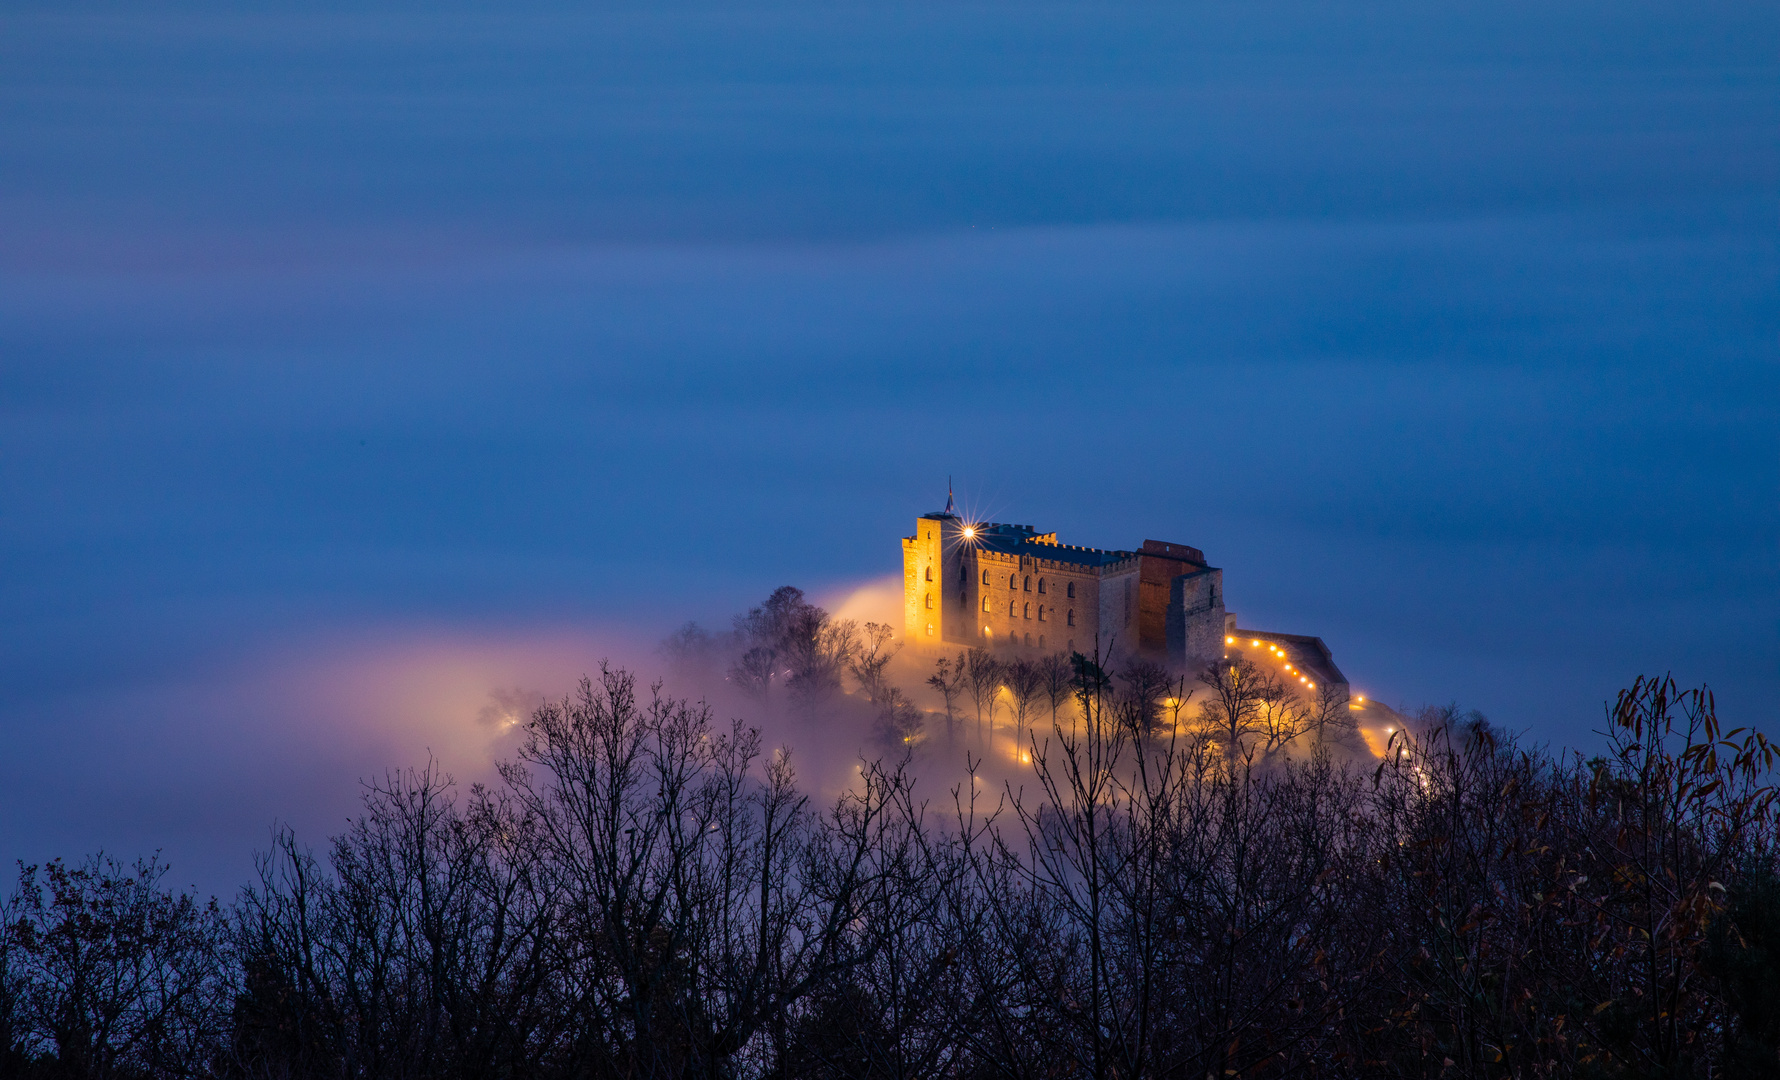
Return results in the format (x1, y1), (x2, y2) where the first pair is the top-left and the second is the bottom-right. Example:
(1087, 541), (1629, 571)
(944, 477), (954, 515)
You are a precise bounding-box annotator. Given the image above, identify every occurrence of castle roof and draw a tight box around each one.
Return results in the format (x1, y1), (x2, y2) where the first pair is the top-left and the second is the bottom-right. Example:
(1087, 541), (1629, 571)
(923, 514), (1214, 572)
(976, 532), (1135, 567)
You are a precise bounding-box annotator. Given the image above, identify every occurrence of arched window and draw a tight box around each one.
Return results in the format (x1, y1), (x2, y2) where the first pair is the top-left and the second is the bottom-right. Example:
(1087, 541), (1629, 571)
(1037, 578), (1046, 594)
(1023, 576), (1031, 591)
(924, 566), (932, 582)
(1024, 633), (1032, 646)
(1066, 582), (1076, 599)
(982, 597), (992, 612)
(1023, 603), (1031, 619)
(1038, 635), (1046, 649)
(924, 593), (933, 609)
(983, 627), (992, 638)
(1009, 573), (1017, 589)
(925, 623), (934, 636)
(1067, 638), (1074, 652)
(982, 569), (991, 585)
(1009, 601), (1017, 617)
(1067, 609), (1076, 627)
(1037, 605), (1046, 622)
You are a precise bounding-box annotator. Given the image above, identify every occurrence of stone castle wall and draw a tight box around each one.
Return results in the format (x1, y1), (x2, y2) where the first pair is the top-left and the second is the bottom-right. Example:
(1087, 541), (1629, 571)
(1168, 568), (1228, 668)
(904, 513), (1225, 667)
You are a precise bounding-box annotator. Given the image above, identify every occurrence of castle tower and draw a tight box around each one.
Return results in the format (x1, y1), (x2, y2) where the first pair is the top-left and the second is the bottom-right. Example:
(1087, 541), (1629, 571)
(901, 509), (958, 645)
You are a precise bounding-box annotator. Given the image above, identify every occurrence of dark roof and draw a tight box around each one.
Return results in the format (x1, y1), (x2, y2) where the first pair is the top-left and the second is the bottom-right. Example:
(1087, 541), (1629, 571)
(977, 533), (1135, 567)
(1140, 539), (1207, 565)
(1235, 630), (1349, 688)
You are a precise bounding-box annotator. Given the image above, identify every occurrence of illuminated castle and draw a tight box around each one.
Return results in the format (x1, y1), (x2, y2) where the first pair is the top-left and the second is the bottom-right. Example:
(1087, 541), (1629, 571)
(901, 495), (1349, 689)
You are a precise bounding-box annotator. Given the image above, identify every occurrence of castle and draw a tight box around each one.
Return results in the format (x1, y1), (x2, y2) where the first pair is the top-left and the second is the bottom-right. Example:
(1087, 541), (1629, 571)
(901, 497), (1349, 694)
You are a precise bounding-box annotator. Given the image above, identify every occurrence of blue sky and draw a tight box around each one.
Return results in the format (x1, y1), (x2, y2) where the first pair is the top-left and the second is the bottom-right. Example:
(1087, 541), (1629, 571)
(2, 0), (1776, 894)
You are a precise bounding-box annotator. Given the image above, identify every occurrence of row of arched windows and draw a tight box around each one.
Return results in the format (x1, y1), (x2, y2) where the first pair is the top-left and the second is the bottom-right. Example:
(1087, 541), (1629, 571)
(981, 630), (1081, 652)
(979, 569), (1077, 599)
(981, 598), (1076, 626)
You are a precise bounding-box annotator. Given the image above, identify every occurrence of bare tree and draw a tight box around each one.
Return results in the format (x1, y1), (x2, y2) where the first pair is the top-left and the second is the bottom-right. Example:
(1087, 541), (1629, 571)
(1254, 679), (1309, 756)
(6, 855), (230, 1080)
(964, 649), (1003, 743)
(1305, 679), (1356, 749)
(849, 621), (899, 705)
(658, 621), (718, 687)
(731, 645), (778, 698)
(1003, 658), (1044, 741)
(1117, 657), (1174, 738)
(727, 586), (858, 709)
(1038, 650), (1074, 729)
(925, 653), (967, 734)
(1196, 656), (1284, 764)
(874, 687), (924, 748)
(502, 664), (937, 1079)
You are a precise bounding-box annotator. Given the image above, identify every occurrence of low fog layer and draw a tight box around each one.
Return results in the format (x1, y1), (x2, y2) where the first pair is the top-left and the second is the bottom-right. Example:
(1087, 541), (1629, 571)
(0, 578), (1410, 899)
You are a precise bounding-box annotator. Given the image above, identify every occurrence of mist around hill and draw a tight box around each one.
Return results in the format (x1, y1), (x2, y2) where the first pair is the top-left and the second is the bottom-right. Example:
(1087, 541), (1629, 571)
(3, 583), (1778, 1080)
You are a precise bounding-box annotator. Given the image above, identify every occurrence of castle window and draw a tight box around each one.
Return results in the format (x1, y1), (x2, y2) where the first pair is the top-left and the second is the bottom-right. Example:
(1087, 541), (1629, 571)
(1067, 609), (1076, 627)
(1009, 573), (1017, 589)
(1038, 605), (1046, 622)
(982, 597), (991, 613)
(1009, 601), (1017, 617)
(1038, 578), (1046, 594)
(926, 623), (934, 636)
(925, 566), (932, 582)
(1067, 582), (1076, 599)
(924, 593), (933, 609)
(1039, 635), (1046, 648)
(1023, 576), (1031, 591)
(1024, 633), (1032, 646)
(982, 569), (990, 586)
(1067, 638), (1074, 652)
(983, 627), (992, 638)
(1023, 602), (1031, 619)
